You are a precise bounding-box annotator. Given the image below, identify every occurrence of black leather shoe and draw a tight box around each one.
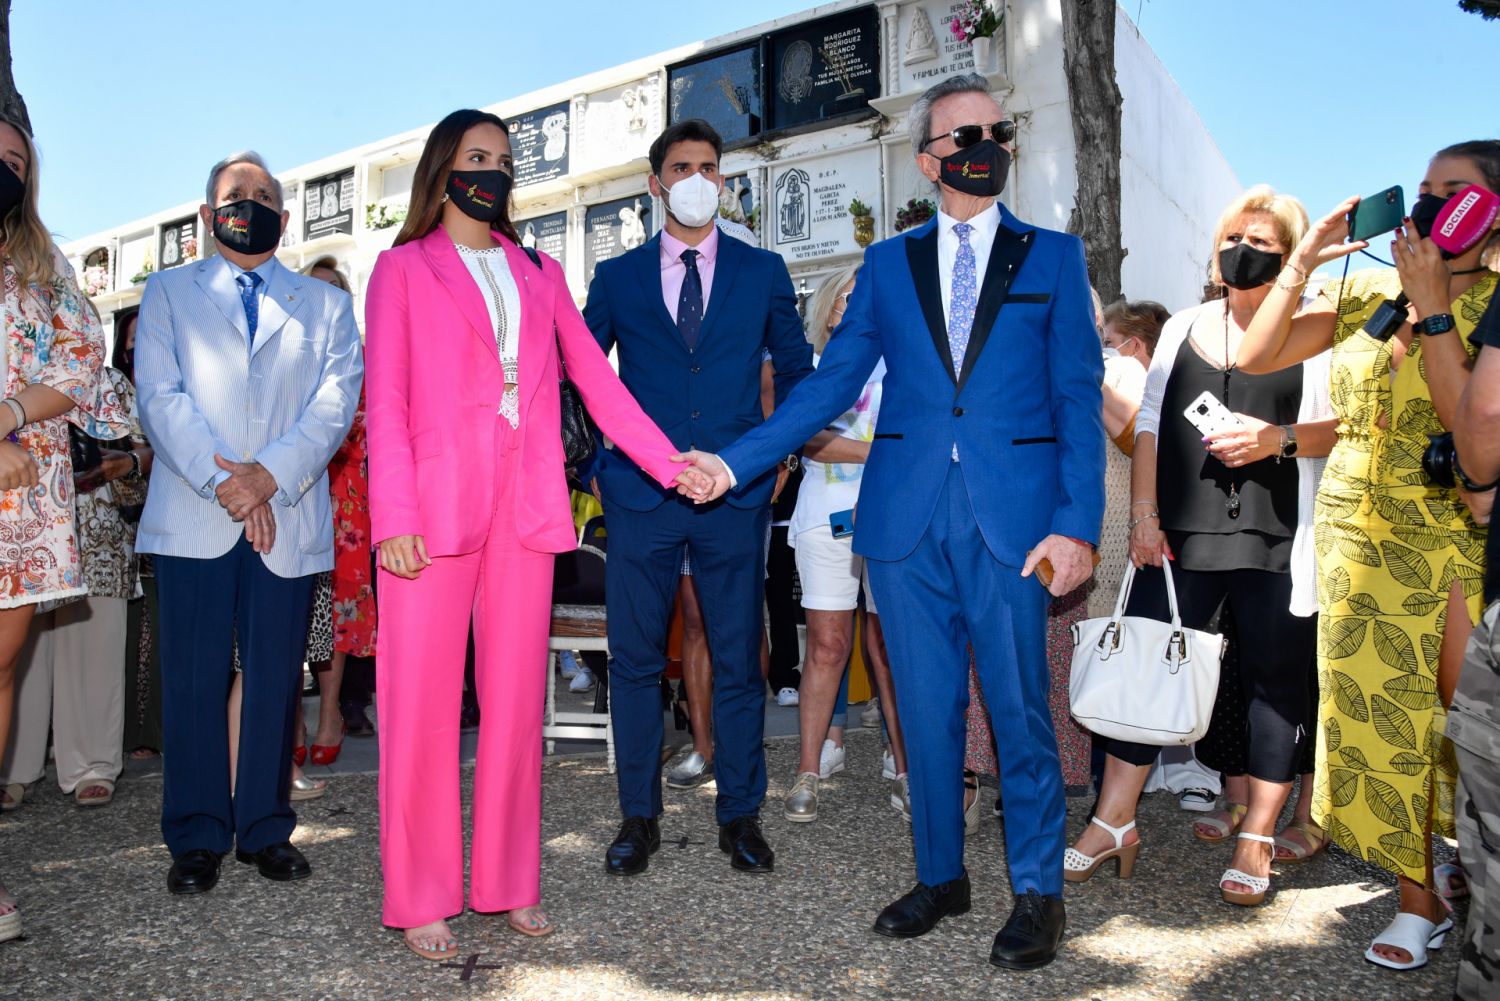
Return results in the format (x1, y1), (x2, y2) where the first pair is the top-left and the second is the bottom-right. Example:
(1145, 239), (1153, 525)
(718, 815), (774, 873)
(873, 873), (971, 937)
(605, 816), (660, 875)
(235, 841), (312, 882)
(989, 890), (1066, 970)
(340, 699), (375, 737)
(167, 849), (223, 895)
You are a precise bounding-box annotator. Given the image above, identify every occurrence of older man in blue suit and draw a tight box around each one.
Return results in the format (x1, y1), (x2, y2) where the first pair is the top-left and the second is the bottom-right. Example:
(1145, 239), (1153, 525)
(678, 75), (1105, 970)
(585, 119), (813, 878)
(136, 151), (362, 895)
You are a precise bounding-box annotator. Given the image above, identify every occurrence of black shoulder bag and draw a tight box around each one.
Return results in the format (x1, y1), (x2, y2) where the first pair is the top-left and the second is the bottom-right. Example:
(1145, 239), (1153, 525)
(521, 246), (596, 469)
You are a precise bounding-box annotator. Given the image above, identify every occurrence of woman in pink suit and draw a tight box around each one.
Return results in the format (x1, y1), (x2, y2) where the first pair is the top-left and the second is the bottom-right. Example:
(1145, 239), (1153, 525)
(365, 109), (697, 960)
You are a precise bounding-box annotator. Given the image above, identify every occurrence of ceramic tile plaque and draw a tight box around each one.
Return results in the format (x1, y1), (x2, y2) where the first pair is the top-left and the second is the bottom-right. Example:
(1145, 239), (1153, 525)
(769, 148), (880, 263)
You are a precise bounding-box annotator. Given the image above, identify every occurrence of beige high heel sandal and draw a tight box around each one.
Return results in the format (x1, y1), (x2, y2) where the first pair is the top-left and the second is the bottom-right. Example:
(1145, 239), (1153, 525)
(1063, 817), (1139, 882)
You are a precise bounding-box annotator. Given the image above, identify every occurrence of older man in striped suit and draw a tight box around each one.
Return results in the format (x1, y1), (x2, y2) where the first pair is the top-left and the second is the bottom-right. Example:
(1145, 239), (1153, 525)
(136, 151), (362, 895)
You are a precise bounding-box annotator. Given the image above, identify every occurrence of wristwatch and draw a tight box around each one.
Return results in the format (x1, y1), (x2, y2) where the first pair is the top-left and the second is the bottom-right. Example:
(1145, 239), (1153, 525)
(783, 453), (800, 472)
(1414, 313), (1456, 337)
(1279, 425), (1298, 459)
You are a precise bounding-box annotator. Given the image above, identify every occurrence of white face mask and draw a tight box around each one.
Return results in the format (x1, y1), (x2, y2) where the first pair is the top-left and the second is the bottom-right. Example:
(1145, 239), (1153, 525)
(661, 172), (720, 228)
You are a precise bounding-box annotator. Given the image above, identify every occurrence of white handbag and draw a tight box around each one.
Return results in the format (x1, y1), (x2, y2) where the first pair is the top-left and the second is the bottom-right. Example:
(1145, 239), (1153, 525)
(1068, 560), (1226, 746)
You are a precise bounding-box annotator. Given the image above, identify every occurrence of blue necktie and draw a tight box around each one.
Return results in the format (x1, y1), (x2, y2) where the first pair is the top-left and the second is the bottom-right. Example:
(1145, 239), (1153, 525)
(235, 271), (262, 352)
(948, 222), (977, 377)
(677, 249), (703, 350)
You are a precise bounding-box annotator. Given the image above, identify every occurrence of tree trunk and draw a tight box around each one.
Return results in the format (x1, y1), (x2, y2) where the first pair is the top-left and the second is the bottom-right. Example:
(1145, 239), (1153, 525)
(0, 0), (30, 134)
(1060, 0), (1123, 303)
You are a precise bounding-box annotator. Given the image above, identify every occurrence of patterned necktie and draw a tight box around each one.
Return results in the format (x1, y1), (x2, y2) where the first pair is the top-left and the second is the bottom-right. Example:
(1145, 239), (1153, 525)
(235, 271), (262, 352)
(677, 248), (703, 350)
(948, 222), (977, 377)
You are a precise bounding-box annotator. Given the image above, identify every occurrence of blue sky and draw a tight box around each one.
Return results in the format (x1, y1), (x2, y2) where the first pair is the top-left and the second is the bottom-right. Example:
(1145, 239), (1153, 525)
(15, 0), (1497, 266)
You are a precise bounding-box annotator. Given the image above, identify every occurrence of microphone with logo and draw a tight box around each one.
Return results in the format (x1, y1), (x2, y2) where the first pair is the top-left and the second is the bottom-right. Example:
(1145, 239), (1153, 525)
(1364, 183), (1500, 341)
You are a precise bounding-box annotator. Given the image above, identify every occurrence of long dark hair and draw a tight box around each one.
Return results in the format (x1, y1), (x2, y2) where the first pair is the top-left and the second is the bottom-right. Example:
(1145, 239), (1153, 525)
(111, 310), (138, 381)
(393, 109), (519, 248)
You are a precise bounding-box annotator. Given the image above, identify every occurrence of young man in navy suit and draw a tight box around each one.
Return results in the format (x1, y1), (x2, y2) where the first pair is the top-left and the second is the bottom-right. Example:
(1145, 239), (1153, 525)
(678, 75), (1105, 969)
(583, 120), (814, 877)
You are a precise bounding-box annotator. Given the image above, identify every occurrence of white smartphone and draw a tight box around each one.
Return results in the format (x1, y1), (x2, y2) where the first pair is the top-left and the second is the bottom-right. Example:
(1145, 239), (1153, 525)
(1182, 390), (1242, 438)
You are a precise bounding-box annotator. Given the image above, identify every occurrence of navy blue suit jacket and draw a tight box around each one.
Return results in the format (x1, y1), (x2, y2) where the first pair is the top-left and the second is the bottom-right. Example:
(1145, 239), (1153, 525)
(583, 233), (813, 511)
(720, 205), (1105, 565)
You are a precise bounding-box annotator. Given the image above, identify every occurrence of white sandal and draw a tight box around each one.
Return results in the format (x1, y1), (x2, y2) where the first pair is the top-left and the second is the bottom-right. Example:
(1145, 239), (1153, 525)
(1363, 911), (1454, 971)
(1064, 816), (1139, 882)
(1219, 832), (1275, 906)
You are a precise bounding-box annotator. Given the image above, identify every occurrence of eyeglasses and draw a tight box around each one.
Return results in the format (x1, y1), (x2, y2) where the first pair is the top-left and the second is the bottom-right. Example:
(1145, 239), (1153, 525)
(922, 120), (1016, 152)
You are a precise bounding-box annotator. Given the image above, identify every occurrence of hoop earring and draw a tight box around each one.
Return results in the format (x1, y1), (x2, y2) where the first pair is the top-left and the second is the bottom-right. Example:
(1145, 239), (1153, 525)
(441, 192), (449, 203)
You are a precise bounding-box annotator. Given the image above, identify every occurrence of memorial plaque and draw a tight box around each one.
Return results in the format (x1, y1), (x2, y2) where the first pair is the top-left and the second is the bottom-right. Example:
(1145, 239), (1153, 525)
(509, 102), (571, 188)
(668, 45), (761, 145)
(303, 168), (356, 240)
(768, 6), (880, 130)
(577, 76), (662, 173)
(518, 211), (568, 271)
(157, 215), (197, 271)
(583, 196), (651, 285)
(898, 0), (979, 93)
(769, 148), (880, 264)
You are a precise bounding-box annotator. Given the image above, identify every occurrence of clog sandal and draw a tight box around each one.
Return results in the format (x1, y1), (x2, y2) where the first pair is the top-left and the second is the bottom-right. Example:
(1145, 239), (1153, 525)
(1219, 832), (1275, 906)
(1364, 911), (1454, 971)
(1192, 802), (1246, 843)
(75, 779), (114, 807)
(1, 781), (36, 812)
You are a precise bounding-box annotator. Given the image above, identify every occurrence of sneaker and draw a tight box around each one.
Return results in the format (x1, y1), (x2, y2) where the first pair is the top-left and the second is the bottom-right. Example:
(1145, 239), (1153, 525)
(1179, 787), (1217, 812)
(890, 774), (911, 820)
(784, 772), (819, 823)
(665, 749), (713, 788)
(558, 650), (582, 680)
(569, 666), (596, 693)
(775, 687), (800, 707)
(861, 698), (882, 729)
(818, 739), (846, 779)
(882, 748), (897, 781)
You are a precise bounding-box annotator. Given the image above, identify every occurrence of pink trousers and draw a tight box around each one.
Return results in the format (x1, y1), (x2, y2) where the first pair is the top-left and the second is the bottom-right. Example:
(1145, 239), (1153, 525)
(376, 455), (553, 929)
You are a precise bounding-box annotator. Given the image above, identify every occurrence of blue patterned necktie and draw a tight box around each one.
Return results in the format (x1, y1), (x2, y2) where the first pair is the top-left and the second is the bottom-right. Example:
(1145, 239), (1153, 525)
(235, 271), (262, 353)
(948, 222), (977, 377)
(677, 248), (703, 350)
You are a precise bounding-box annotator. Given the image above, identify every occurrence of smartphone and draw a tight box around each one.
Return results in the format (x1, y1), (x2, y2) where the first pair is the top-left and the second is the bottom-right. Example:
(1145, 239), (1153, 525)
(829, 508), (855, 538)
(1348, 185), (1404, 243)
(1183, 390), (1242, 439)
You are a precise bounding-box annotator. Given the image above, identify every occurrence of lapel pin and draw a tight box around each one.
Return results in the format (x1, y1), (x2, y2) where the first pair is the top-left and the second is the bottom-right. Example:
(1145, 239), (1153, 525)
(286, 294), (295, 301)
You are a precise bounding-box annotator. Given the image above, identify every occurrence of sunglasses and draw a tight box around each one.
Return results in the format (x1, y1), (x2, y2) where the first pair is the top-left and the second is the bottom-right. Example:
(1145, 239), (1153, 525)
(922, 120), (1016, 152)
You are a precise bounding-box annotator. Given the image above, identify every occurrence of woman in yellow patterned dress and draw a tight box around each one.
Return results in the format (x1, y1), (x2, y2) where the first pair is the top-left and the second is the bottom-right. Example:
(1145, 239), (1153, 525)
(1239, 140), (1500, 971)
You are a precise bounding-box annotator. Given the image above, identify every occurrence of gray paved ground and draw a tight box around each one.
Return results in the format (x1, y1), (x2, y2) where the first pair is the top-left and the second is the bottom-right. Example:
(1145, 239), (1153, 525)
(0, 718), (1464, 1000)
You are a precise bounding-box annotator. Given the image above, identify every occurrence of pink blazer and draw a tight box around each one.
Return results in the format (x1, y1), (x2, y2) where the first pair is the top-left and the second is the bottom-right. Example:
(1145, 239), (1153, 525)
(365, 227), (687, 556)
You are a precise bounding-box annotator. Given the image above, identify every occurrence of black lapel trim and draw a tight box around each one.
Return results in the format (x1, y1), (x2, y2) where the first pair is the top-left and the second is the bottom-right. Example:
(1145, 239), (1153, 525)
(904, 226), (955, 387)
(957, 224), (1037, 394)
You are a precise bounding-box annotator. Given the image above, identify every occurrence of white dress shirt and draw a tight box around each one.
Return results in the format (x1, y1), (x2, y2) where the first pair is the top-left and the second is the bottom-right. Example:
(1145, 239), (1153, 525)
(936, 204), (1001, 329)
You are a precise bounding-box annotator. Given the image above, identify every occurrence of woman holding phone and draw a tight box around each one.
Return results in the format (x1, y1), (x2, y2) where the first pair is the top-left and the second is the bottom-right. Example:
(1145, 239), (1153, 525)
(1238, 141), (1500, 971)
(1065, 187), (1337, 910)
(365, 108), (697, 960)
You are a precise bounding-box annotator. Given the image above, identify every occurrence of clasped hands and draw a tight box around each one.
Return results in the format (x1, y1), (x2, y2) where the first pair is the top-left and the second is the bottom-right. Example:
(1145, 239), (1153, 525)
(214, 454), (279, 555)
(672, 451), (732, 503)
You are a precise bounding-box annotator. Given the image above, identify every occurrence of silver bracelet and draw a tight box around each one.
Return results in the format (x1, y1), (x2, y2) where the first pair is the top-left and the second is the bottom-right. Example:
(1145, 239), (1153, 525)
(1, 397), (24, 433)
(1128, 511), (1159, 530)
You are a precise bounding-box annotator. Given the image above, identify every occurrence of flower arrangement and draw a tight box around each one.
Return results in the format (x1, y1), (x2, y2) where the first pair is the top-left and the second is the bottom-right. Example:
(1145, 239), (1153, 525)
(82, 264), (111, 297)
(130, 252), (154, 285)
(949, 0), (1003, 43)
(848, 197), (873, 218)
(365, 203), (408, 230)
(894, 198), (937, 233)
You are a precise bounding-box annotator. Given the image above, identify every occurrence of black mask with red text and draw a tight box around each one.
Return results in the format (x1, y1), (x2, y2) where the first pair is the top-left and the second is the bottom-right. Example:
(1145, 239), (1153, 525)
(936, 140), (1011, 198)
(212, 199), (283, 255)
(446, 170), (512, 223)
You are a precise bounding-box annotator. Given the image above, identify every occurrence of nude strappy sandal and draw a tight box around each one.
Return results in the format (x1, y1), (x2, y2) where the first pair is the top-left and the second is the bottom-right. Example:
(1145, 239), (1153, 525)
(1063, 816), (1139, 882)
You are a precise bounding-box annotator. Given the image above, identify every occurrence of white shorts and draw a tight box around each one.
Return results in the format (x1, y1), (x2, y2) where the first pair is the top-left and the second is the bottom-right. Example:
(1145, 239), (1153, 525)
(793, 524), (877, 614)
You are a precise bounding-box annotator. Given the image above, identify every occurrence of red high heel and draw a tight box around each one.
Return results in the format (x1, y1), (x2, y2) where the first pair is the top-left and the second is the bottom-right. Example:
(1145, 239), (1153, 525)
(292, 744), (307, 767)
(310, 724), (347, 766)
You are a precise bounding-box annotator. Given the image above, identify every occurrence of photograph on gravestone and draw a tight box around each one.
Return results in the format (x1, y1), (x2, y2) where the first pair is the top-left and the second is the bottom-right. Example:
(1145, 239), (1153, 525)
(509, 102), (571, 188)
(518, 211), (568, 271)
(303, 167), (357, 241)
(768, 5), (881, 131)
(584, 195), (652, 284)
(667, 44), (761, 145)
(157, 215), (197, 270)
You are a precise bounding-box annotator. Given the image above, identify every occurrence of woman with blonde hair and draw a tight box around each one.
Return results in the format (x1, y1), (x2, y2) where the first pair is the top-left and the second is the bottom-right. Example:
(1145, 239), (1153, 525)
(1064, 186), (1338, 909)
(0, 116), (125, 942)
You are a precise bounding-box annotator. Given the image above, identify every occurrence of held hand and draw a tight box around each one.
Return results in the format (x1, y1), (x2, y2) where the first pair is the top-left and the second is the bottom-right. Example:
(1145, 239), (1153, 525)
(214, 455), (278, 520)
(378, 534), (431, 580)
(242, 503), (276, 555)
(669, 451), (731, 504)
(771, 462), (791, 504)
(1291, 195), (1366, 273)
(673, 466), (713, 498)
(1129, 517), (1173, 568)
(0, 440), (39, 492)
(1021, 535), (1094, 597)
(1391, 221), (1451, 321)
(1459, 485), (1495, 527)
(98, 449), (135, 484)
(1205, 414), (1276, 468)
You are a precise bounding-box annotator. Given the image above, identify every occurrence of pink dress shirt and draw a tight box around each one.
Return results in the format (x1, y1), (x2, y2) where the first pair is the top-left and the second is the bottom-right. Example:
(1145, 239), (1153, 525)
(659, 226), (719, 318)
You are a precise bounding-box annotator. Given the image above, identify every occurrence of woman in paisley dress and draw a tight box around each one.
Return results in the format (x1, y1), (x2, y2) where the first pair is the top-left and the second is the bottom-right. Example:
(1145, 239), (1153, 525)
(1239, 140), (1499, 970)
(0, 116), (126, 944)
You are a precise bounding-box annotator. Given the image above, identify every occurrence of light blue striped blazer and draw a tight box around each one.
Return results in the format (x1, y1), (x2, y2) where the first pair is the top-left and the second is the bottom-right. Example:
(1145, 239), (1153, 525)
(134, 254), (363, 578)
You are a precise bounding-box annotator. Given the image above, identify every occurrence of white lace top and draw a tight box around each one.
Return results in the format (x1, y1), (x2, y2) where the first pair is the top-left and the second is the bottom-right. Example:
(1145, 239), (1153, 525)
(455, 244), (522, 429)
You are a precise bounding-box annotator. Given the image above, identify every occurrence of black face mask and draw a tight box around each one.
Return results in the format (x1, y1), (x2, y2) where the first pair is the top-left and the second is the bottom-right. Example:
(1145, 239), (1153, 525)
(212, 199), (284, 255)
(446, 170), (512, 223)
(1410, 191), (1450, 242)
(0, 166), (24, 220)
(936, 140), (1011, 198)
(1218, 243), (1282, 290)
